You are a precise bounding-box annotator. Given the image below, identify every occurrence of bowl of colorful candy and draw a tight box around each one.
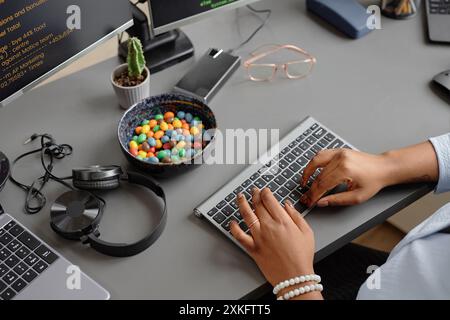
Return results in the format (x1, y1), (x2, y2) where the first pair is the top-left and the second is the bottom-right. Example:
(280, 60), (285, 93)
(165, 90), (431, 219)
(118, 93), (217, 177)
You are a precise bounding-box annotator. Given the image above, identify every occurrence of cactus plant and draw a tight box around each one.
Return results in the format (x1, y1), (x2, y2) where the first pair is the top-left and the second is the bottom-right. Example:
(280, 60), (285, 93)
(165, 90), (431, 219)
(127, 37), (146, 78)
(112, 36), (150, 109)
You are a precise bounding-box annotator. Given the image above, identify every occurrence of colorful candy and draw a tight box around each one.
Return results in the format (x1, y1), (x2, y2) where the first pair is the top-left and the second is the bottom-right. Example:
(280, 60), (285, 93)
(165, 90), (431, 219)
(148, 157), (159, 164)
(147, 137), (156, 147)
(154, 130), (164, 140)
(172, 119), (182, 129)
(138, 151), (147, 158)
(160, 121), (169, 131)
(157, 150), (168, 160)
(137, 134), (147, 144)
(129, 140), (138, 149)
(128, 110), (209, 164)
(141, 142), (151, 152)
(176, 141), (186, 149)
(177, 111), (185, 119)
(161, 135), (170, 143)
(185, 113), (193, 122)
(141, 125), (150, 134)
(130, 148), (139, 157)
(164, 112), (175, 122)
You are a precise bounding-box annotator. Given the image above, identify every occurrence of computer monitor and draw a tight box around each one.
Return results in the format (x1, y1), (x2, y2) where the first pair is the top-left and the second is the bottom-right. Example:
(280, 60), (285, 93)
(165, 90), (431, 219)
(120, 0), (259, 73)
(150, 0), (260, 35)
(0, 0), (133, 107)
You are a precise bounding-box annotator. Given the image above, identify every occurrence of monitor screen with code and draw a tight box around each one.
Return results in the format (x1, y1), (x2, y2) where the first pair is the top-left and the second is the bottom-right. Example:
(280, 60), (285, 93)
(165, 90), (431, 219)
(150, 0), (241, 28)
(0, 0), (132, 106)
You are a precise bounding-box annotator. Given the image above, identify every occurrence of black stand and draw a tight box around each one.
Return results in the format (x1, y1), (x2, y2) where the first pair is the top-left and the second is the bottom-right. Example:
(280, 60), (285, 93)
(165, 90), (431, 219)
(119, 29), (194, 74)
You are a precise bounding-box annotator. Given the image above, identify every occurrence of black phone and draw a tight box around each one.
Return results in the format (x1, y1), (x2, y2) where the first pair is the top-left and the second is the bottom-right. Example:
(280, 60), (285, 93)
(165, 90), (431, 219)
(173, 48), (241, 103)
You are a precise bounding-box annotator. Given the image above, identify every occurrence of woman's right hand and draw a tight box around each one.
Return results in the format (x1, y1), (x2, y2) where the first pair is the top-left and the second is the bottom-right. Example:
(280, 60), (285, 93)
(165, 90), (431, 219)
(300, 148), (394, 208)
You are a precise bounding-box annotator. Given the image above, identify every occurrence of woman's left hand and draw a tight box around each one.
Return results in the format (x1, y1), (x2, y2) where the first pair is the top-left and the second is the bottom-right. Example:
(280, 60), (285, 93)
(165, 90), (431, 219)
(230, 188), (322, 300)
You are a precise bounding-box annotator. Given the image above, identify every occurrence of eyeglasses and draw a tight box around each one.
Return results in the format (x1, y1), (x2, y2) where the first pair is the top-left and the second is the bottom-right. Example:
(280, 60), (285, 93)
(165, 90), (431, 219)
(243, 44), (316, 82)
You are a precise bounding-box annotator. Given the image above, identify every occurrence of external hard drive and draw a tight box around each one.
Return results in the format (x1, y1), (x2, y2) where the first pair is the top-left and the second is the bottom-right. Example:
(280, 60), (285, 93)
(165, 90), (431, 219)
(173, 48), (241, 103)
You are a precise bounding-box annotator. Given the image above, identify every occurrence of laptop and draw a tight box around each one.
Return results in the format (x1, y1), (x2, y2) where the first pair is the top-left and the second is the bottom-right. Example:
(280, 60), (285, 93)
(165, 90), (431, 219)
(426, 0), (450, 42)
(0, 151), (109, 300)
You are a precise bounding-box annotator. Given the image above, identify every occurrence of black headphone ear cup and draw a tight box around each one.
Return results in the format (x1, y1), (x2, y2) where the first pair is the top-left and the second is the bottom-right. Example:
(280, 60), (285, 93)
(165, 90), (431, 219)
(73, 178), (120, 190)
(50, 190), (103, 240)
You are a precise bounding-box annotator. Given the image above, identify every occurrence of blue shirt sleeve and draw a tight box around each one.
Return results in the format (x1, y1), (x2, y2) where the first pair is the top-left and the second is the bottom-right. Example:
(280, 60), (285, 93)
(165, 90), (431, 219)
(429, 133), (450, 193)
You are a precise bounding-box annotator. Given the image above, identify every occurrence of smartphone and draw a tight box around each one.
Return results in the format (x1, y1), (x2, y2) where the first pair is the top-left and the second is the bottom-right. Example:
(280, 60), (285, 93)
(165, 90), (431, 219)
(173, 48), (241, 103)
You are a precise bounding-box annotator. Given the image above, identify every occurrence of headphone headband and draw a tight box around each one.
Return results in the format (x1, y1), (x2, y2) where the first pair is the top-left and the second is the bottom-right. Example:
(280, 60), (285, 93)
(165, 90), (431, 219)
(86, 171), (167, 257)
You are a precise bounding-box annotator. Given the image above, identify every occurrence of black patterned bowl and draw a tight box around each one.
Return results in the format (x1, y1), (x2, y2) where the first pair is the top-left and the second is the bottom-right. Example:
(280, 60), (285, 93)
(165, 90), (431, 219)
(117, 93), (217, 177)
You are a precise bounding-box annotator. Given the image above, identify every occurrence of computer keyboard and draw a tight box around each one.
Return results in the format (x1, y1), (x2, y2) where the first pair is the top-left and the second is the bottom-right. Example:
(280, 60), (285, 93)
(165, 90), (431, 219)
(0, 216), (59, 300)
(428, 0), (450, 14)
(194, 116), (356, 251)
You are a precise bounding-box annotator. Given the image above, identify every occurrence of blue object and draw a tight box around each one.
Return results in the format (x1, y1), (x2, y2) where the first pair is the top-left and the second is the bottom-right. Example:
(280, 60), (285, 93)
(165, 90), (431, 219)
(147, 137), (157, 147)
(161, 135), (170, 143)
(147, 157), (160, 164)
(177, 111), (186, 119)
(306, 0), (372, 39)
(185, 113), (193, 122)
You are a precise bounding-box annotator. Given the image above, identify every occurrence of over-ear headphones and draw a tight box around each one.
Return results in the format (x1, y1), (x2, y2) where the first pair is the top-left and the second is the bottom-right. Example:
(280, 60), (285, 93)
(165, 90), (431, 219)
(9, 134), (166, 257)
(50, 165), (167, 257)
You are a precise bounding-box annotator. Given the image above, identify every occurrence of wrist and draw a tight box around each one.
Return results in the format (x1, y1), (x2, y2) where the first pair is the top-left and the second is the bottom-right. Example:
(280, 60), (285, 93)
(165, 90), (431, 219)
(271, 266), (315, 287)
(378, 151), (402, 187)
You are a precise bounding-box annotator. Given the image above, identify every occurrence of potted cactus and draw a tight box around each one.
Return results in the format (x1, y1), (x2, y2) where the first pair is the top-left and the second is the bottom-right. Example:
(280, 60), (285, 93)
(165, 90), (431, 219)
(111, 37), (150, 109)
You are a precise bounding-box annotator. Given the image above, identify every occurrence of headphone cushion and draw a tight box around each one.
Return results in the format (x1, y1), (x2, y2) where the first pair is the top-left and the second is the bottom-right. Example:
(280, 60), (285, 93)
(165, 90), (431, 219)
(73, 178), (120, 190)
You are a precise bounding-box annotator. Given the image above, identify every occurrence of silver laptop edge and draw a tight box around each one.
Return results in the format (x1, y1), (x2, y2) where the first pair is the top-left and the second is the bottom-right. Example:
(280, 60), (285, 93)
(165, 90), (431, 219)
(0, 213), (110, 300)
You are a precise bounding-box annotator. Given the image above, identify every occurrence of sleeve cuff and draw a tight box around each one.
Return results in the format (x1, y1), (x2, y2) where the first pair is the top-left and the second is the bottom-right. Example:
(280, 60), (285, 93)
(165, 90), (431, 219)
(429, 134), (450, 194)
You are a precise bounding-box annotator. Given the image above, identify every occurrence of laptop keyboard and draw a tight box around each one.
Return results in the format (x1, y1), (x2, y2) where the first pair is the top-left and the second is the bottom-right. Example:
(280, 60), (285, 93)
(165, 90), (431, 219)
(429, 0), (450, 14)
(204, 121), (351, 235)
(0, 218), (59, 300)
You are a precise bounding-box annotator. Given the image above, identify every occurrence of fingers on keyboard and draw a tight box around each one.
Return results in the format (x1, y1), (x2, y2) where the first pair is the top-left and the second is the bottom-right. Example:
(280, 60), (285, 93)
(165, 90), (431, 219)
(206, 122), (351, 242)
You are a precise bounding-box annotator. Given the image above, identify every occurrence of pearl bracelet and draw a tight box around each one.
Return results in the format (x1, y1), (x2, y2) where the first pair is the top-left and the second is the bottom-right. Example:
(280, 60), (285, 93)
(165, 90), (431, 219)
(272, 274), (321, 295)
(277, 283), (324, 300)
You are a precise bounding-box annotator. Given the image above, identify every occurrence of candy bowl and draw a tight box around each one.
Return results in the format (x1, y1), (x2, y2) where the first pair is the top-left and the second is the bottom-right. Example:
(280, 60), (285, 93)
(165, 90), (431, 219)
(117, 93), (217, 177)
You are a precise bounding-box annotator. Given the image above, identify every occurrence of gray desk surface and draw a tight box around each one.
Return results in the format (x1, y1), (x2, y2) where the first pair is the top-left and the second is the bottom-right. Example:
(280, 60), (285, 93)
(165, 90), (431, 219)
(0, 0), (449, 299)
